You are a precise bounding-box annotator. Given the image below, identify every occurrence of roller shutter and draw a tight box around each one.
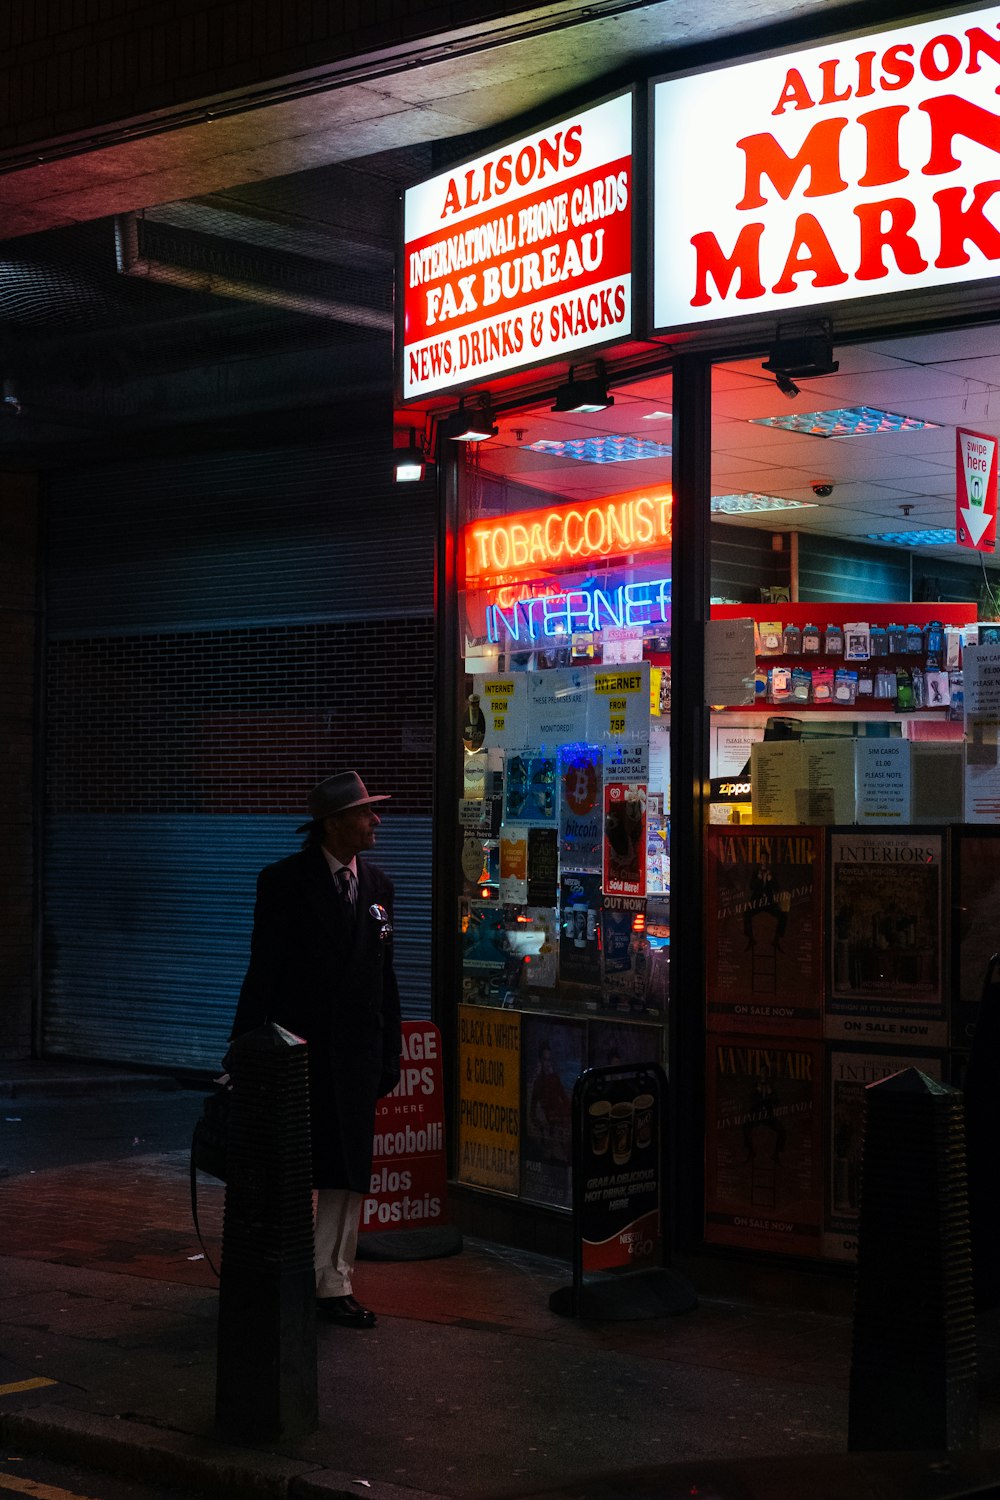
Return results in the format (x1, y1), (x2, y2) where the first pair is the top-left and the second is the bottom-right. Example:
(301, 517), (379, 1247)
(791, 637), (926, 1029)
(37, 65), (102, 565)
(42, 436), (435, 1068)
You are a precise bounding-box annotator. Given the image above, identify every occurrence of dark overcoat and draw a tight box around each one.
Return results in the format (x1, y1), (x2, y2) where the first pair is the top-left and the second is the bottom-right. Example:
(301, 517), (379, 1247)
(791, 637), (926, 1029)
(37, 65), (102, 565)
(231, 842), (402, 1192)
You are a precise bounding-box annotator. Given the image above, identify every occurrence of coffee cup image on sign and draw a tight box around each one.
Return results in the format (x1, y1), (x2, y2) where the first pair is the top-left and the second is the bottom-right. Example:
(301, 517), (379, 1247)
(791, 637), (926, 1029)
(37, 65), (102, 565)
(611, 1101), (634, 1165)
(633, 1093), (654, 1149)
(588, 1099), (612, 1156)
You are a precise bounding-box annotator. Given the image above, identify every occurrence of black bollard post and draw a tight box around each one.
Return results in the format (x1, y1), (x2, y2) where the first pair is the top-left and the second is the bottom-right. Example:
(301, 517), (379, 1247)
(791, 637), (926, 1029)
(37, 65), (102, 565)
(848, 1067), (978, 1454)
(215, 1023), (318, 1442)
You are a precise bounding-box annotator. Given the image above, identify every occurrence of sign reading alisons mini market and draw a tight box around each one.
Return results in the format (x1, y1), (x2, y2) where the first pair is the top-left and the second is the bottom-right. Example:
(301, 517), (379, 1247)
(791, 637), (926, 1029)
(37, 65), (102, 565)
(652, 5), (1000, 329)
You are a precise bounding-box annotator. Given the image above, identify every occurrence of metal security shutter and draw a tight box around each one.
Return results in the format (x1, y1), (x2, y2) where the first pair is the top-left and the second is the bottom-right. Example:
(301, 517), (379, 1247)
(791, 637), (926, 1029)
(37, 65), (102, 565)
(43, 435), (435, 1069)
(43, 815), (431, 1069)
(46, 440), (434, 634)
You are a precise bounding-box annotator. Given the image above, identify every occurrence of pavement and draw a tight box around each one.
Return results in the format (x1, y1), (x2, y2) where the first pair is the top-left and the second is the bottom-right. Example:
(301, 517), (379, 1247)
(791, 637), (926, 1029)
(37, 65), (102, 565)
(0, 1060), (998, 1500)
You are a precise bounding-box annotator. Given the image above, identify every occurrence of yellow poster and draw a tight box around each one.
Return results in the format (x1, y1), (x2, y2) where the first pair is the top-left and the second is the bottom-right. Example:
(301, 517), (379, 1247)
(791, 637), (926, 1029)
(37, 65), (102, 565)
(458, 1004), (521, 1194)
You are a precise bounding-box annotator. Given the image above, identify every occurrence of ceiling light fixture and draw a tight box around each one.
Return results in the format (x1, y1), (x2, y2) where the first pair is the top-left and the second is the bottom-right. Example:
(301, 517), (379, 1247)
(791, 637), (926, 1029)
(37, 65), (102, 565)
(711, 493), (817, 515)
(552, 362), (614, 414)
(866, 528), (958, 547)
(524, 434), (671, 464)
(446, 393), (497, 443)
(752, 406), (940, 438)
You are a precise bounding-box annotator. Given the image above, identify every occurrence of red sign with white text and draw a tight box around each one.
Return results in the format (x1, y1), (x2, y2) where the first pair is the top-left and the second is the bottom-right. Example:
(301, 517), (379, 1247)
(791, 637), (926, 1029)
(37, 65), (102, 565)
(361, 1021), (449, 1234)
(603, 782), (647, 899)
(653, 6), (1000, 329)
(956, 426), (998, 551)
(401, 94), (633, 398)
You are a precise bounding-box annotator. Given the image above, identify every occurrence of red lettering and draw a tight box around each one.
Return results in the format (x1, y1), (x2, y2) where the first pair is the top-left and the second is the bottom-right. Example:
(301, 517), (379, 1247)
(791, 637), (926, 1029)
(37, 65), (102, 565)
(967, 26), (1000, 75)
(736, 119), (849, 210)
(563, 123), (583, 168)
(921, 94), (1000, 176)
(857, 106), (908, 187)
(771, 213), (849, 294)
(690, 224), (765, 306)
(854, 198), (927, 280)
(920, 33), (964, 83)
(772, 67), (814, 115)
(441, 179), (462, 218)
(818, 59), (851, 105)
(881, 44), (915, 91)
(934, 180), (1000, 268)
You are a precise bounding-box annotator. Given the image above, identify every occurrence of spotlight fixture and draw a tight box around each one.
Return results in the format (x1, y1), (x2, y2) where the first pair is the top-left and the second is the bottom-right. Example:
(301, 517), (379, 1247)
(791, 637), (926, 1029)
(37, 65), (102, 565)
(446, 393), (497, 443)
(552, 362), (614, 414)
(762, 329), (839, 398)
(393, 428), (428, 483)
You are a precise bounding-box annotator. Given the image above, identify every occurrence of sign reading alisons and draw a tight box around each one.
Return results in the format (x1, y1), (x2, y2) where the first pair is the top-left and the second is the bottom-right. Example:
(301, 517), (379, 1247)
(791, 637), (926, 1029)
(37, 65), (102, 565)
(653, 6), (1000, 330)
(401, 93), (633, 400)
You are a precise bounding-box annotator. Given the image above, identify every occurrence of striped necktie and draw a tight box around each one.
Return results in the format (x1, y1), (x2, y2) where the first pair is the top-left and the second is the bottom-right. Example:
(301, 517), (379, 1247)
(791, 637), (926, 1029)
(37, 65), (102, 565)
(337, 866), (356, 914)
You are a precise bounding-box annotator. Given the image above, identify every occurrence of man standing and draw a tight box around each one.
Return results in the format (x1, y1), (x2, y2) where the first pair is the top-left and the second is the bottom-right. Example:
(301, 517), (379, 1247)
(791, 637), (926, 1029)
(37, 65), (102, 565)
(231, 771), (401, 1329)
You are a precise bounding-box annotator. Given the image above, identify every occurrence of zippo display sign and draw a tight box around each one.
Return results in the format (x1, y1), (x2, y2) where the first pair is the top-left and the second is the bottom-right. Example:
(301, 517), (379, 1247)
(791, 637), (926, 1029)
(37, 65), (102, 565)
(401, 92), (634, 399)
(652, 6), (1000, 330)
(362, 1021), (449, 1234)
(956, 426), (998, 551)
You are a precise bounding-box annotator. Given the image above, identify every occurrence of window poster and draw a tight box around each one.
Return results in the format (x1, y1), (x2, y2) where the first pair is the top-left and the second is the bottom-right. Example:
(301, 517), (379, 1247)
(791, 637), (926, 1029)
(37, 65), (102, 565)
(470, 674), (529, 749)
(498, 826), (528, 904)
(528, 667), (590, 745)
(521, 1014), (586, 1208)
(704, 825), (823, 1037)
(951, 828), (1000, 1049)
(504, 752), (556, 821)
(603, 782), (647, 898)
(461, 831), (498, 901)
(559, 744), (602, 871)
(559, 871), (602, 985)
(527, 826), (559, 907)
(588, 1018), (663, 1072)
(457, 1005), (521, 1195)
(505, 906), (558, 990)
(600, 895), (645, 1007)
(460, 899), (510, 1006)
(589, 664), (650, 743)
(704, 1035), (823, 1257)
(824, 1047), (943, 1262)
(645, 791), (669, 894)
(605, 734), (650, 783)
(827, 829), (946, 1046)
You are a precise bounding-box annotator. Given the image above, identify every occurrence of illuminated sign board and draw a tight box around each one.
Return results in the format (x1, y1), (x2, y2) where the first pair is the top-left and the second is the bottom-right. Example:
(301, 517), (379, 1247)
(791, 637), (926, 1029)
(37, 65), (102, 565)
(652, 6), (1000, 329)
(401, 93), (633, 399)
(485, 576), (671, 643)
(464, 489), (671, 586)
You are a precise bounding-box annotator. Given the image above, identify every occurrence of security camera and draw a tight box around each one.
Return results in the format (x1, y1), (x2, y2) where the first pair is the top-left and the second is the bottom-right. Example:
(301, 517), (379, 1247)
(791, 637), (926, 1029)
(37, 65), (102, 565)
(812, 482), (833, 498)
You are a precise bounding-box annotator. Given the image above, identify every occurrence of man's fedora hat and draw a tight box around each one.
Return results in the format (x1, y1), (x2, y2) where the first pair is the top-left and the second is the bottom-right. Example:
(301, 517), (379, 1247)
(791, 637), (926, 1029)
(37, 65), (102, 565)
(298, 771), (390, 830)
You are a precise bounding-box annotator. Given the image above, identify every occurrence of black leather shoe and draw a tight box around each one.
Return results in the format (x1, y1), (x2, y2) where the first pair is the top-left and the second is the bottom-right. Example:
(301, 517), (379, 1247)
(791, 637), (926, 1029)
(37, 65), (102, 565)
(316, 1294), (376, 1328)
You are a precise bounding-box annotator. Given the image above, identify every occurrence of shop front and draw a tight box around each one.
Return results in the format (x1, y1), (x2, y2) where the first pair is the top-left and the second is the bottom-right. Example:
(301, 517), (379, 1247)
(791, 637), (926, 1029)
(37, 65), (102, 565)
(397, 2), (1000, 1264)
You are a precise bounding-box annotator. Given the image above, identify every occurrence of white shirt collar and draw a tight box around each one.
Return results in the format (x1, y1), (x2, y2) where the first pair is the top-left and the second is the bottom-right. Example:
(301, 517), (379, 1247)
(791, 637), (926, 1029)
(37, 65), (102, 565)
(321, 848), (357, 880)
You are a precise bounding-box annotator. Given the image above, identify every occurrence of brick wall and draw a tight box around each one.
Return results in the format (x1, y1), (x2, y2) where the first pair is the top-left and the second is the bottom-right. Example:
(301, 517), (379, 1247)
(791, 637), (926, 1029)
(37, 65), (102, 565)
(46, 618), (435, 817)
(0, 473), (39, 1058)
(0, 0), (546, 151)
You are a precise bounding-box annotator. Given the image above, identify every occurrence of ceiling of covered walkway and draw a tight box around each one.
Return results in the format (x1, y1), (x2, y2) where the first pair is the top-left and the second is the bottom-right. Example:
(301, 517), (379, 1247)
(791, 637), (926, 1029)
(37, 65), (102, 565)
(0, 0), (914, 466)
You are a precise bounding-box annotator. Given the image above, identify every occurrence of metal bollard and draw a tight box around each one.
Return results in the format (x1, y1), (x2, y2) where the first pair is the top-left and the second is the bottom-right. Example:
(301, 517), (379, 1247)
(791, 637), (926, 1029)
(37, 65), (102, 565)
(848, 1067), (978, 1454)
(215, 1022), (317, 1441)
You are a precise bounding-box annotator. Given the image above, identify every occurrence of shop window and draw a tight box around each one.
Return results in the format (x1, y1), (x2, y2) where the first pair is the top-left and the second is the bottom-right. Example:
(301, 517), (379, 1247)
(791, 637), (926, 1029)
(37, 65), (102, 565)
(455, 375), (672, 1208)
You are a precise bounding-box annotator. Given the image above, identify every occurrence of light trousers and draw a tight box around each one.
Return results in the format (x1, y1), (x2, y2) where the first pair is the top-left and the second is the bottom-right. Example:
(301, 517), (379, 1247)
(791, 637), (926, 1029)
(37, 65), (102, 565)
(313, 1187), (363, 1297)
